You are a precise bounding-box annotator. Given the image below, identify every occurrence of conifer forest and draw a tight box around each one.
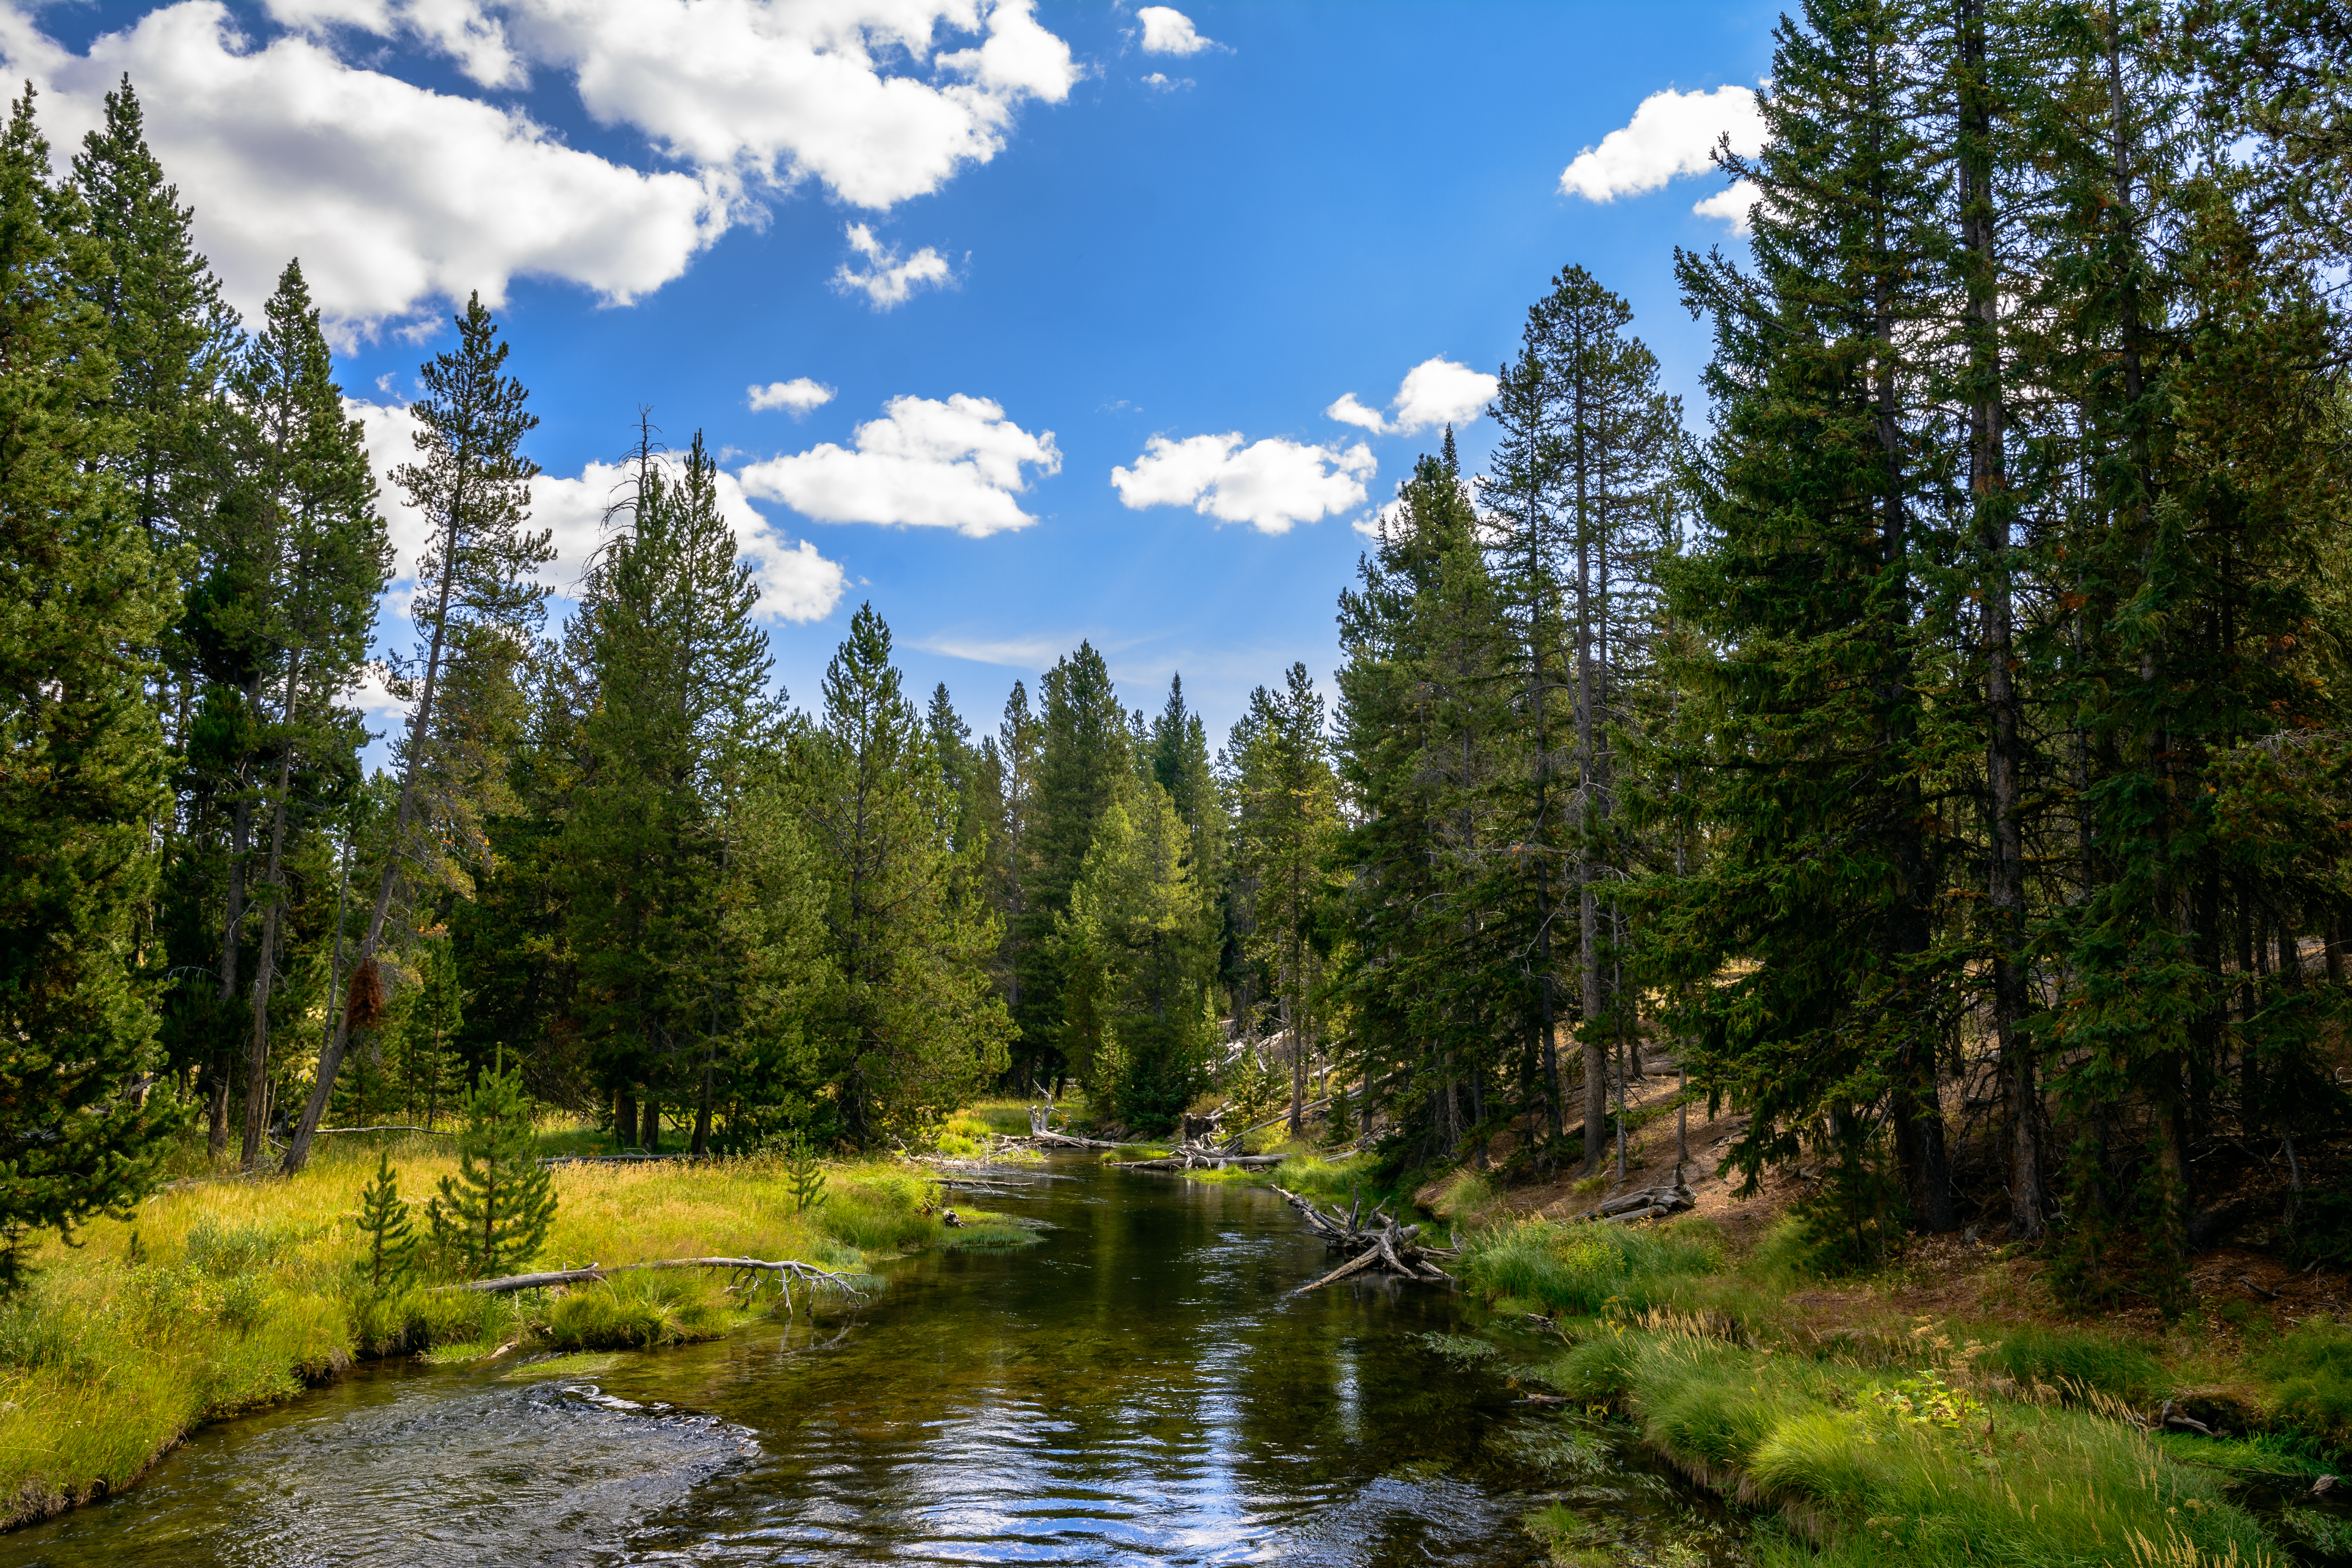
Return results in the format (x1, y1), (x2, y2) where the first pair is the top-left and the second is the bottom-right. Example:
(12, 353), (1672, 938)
(9, 0), (2352, 1307)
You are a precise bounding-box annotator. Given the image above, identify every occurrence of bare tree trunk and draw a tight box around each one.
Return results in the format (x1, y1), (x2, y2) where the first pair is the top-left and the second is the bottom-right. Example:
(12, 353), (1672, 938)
(241, 666), (303, 1168)
(642, 1099), (661, 1155)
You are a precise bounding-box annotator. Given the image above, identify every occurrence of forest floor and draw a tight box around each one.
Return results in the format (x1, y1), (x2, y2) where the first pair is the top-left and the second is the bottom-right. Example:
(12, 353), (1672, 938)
(0, 1129), (1030, 1532)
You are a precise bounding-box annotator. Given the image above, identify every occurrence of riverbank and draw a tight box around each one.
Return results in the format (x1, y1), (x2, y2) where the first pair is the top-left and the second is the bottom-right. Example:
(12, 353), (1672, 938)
(1440, 1199), (2352, 1566)
(0, 1133), (1022, 1529)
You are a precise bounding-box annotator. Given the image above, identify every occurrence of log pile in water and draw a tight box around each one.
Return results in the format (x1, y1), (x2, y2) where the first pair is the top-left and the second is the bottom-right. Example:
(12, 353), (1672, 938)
(1272, 1184), (1457, 1292)
(1578, 1180), (1696, 1225)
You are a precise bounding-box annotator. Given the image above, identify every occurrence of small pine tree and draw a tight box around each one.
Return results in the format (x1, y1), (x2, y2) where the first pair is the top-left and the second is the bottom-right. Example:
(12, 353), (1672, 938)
(784, 1138), (828, 1213)
(355, 1153), (413, 1291)
(429, 1060), (555, 1277)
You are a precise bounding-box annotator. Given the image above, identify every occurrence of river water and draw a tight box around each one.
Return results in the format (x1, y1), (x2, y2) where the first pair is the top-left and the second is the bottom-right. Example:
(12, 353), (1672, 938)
(7, 1159), (1737, 1567)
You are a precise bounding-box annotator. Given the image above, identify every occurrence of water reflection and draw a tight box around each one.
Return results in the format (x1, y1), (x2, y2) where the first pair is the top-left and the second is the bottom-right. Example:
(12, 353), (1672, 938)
(7, 1161), (1733, 1567)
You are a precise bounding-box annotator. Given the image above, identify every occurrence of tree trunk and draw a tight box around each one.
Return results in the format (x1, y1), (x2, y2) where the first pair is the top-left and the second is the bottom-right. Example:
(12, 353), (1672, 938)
(642, 1099), (661, 1155)
(617, 1087), (638, 1152)
(241, 666), (303, 1169)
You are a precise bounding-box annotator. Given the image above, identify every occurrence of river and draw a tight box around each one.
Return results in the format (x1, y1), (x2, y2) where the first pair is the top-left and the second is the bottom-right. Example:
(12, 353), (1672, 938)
(5, 1158), (1739, 1566)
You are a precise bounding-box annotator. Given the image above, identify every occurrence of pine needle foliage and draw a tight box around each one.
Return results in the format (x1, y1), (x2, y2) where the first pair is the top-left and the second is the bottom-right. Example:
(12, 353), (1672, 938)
(427, 1061), (556, 1278)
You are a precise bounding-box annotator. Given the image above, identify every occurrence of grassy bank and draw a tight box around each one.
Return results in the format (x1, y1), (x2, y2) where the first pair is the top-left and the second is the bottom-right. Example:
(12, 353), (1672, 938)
(0, 1132), (1012, 1527)
(1451, 1213), (2352, 1566)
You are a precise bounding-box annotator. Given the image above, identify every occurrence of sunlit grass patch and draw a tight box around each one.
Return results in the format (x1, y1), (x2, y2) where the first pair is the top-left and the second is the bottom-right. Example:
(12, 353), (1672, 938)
(0, 1133), (942, 1527)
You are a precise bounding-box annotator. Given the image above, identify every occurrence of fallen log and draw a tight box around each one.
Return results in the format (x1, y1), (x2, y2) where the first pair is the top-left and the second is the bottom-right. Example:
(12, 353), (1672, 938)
(1272, 1183), (1456, 1292)
(1580, 1180), (1696, 1224)
(445, 1256), (869, 1298)
(1115, 1152), (1288, 1171)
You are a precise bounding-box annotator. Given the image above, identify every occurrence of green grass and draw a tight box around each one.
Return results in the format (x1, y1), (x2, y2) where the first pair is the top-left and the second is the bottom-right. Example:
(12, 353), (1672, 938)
(1543, 1327), (2285, 1568)
(1455, 1212), (2318, 1566)
(1979, 1323), (2166, 1403)
(1459, 1216), (1723, 1319)
(2253, 1321), (2352, 1459)
(542, 1270), (733, 1350)
(0, 1131), (948, 1527)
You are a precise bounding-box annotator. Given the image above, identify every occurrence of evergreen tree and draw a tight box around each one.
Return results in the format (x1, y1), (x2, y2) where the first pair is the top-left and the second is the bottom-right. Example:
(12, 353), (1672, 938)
(427, 1059), (556, 1277)
(355, 1152), (414, 1292)
(284, 295), (551, 1172)
(0, 87), (179, 1288)
(800, 605), (1010, 1141)
(1228, 664), (1340, 1136)
(1660, 0), (1968, 1249)
(565, 431), (780, 1156)
(1051, 775), (1220, 1129)
(1017, 643), (1132, 1082)
(225, 260), (390, 1167)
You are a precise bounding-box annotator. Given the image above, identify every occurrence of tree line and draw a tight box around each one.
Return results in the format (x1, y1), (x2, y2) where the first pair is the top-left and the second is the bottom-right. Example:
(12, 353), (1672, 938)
(8, 0), (2351, 1306)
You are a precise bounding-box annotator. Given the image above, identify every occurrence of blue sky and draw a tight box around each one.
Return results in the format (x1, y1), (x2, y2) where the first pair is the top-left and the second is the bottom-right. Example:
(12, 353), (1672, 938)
(13, 0), (1778, 750)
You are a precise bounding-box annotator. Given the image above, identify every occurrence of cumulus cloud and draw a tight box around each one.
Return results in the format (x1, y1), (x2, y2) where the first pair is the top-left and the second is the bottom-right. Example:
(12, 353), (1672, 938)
(1352, 496), (1407, 541)
(0, 2), (725, 338)
(736, 394), (1060, 538)
(1112, 433), (1374, 535)
(0, 0), (1074, 333)
(1325, 356), (1498, 437)
(507, 0), (1077, 211)
(748, 377), (836, 414)
(1691, 178), (1763, 232)
(349, 397), (844, 622)
(1558, 85), (1764, 211)
(267, 0), (525, 88)
(1136, 5), (1214, 55)
(832, 223), (954, 309)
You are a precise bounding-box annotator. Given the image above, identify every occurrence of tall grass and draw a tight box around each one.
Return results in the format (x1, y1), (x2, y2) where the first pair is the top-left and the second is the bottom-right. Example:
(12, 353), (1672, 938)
(1561, 1328), (2283, 1568)
(1460, 1216), (1723, 1318)
(0, 1132), (942, 1526)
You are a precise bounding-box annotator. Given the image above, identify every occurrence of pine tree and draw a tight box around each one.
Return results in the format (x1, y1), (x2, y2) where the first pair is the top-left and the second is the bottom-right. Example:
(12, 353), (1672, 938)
(1228, 664), (1340, 1136)
(1017, 643), (1132, 1082)
(428, 1059), (556, 1278)
(1051, 776), (1219, 1128)
(0, 87), (179, 1287)
(800, 605), (1010, 1142)
(1661, 0), (1968, 1251)
(285, 295), (551, 1172)
(226, 260), (391, 1167)
(566, 430), (780, 1156)
(355, 1152), (414, 1292)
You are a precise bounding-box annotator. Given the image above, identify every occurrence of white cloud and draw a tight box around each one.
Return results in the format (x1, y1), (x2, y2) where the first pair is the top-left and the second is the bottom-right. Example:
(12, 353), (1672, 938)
(0, 2), (726, 338)
(1141, 71), (1189, 91)
(1325, 356), (1497, 437)
(1136, 5), (1213, 55)
(831, 223), (953, 309)
(737, 394), (1060, 538)
(268, 0), (525, 88)
(914, 631), (1083, 667)
(0, 0), (1075, 334)
(1352, 496), (1406, 541)
(1112, 433), (1373, 535)
(1558, 85), (1764, 204)
(349, 396), (844, 622)
(504, 0), (1077, 211)
(748, 377), (837, 414)
(1691, 177), (1762, 232)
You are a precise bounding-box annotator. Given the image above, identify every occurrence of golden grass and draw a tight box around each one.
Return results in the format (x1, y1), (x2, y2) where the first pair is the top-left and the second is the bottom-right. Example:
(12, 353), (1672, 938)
(0, 1132), (946, 1527)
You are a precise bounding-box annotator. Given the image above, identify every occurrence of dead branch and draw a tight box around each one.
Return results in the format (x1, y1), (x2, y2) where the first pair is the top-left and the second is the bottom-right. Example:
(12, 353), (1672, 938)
(1271, 1183), (1456, 1292)
(445, 1256), (868, 1297)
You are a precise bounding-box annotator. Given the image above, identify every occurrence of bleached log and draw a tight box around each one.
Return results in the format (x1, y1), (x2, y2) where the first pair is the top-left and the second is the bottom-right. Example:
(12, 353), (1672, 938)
(446, 1256), (868, 1296)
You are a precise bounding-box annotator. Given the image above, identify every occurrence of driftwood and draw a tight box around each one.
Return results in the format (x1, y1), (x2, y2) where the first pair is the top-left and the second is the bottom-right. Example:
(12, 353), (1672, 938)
(1578, 1180), (1696, 1225)
(1272, 1184), (1457, 1291)
(535, 1152), (715, 1167)
(1117, 1152), (1289, 1171)
(446, 1256), (868, 1298)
